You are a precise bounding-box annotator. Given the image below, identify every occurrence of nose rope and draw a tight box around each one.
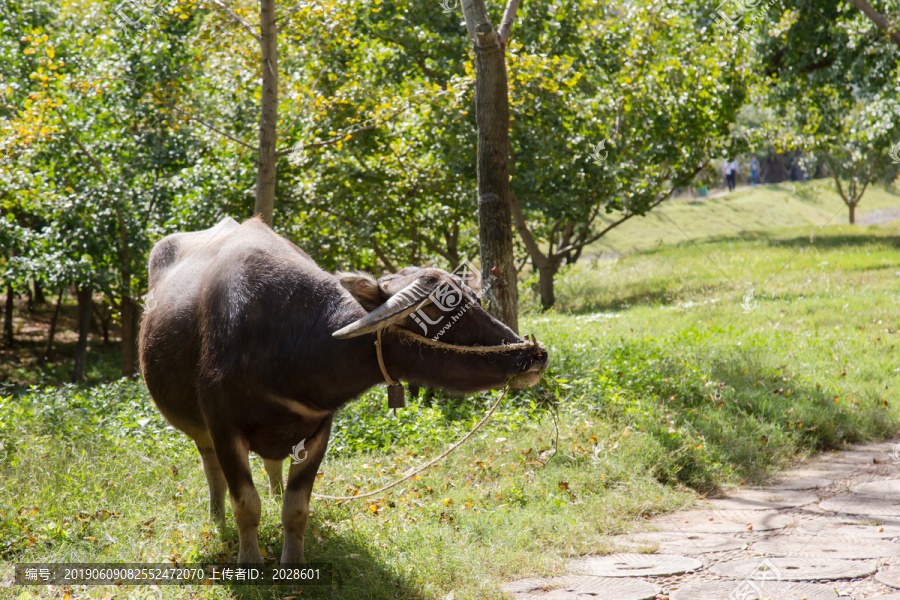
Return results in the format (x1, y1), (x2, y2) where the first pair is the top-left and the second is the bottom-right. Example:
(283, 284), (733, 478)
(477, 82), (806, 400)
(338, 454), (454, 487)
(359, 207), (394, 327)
(375, 326), (542, 387)
(389, 325), (541, 355)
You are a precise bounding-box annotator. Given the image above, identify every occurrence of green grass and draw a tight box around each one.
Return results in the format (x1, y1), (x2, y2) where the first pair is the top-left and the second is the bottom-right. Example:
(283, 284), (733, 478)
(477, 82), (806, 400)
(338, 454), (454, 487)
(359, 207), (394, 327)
(587, 180), (900, 256)
(2, 216), (900, 599)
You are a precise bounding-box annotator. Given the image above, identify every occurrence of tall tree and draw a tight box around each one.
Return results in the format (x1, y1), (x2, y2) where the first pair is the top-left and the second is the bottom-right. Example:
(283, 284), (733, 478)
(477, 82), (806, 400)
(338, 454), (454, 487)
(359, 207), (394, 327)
(210, 0), (279, 226)
(507, 0), (746, 310)
(848, 0), (900, 48)
(255, 0), (278, 225)
(757, 0), (900, 223)
(799, 94), (900, 224)
(275, 0), (481, 273)
(461, 0), (519, 332)
(2, 0), (205, 379)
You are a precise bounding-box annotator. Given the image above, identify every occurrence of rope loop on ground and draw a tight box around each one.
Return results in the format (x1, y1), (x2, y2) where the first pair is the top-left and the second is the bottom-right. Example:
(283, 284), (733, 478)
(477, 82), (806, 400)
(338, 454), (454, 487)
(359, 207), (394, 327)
(312, 386), (509, 502)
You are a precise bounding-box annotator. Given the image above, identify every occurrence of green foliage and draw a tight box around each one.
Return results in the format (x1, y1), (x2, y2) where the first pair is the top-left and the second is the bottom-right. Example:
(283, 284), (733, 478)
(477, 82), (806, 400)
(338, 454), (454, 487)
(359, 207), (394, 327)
(511, 0), (746, 223)
(0, 0), (218, 312)
(0, 378), (186, 454)
(752, 0), (900, 210)
(504, 0), (748, 308)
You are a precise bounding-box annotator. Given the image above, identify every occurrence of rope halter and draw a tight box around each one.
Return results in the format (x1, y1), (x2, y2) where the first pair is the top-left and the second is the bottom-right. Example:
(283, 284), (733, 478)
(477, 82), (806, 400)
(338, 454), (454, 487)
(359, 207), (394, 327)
(374, 325), (543, 406)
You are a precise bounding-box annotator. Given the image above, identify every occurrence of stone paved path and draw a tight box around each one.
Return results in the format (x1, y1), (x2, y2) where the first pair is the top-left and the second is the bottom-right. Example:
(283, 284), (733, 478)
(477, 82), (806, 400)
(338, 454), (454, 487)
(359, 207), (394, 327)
(502, 437), (900, 600)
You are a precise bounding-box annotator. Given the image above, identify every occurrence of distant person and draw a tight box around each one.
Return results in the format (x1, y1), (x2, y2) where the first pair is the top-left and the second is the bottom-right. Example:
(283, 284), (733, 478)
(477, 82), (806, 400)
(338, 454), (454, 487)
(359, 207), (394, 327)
(724, 158), (739, 191)
(750, 157), (759, 186)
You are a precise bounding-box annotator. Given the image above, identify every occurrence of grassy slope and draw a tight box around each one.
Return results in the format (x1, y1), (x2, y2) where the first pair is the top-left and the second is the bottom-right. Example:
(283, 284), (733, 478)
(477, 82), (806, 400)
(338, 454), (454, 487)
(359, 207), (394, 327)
(2, 185), (900, 599)
(587, 180), (900, 256)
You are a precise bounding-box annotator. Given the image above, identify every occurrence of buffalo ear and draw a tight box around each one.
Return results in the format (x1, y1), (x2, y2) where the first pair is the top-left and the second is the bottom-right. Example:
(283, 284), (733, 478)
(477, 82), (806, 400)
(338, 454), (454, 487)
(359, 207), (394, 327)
(338, 271), (386, 311)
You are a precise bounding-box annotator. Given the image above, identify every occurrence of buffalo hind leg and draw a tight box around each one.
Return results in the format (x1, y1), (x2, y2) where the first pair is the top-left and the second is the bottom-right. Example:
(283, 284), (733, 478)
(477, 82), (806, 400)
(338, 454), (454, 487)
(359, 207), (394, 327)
(194, 433), (227, 521)
(263, 458), (284, 496)
(281, 416), (332, 565)
(210, 430), (264, 564)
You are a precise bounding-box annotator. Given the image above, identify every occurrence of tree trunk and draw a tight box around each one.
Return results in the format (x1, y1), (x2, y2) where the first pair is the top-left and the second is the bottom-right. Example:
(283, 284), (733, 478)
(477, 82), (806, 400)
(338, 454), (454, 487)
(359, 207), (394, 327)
(120, 295), (136, 377)
(848, 202), (856, 224)
(93, 304), (110, 344)
(43, 288), (64, 363)
(538, 265), (558, 312)
(114, 202), (135, 375)
(3, 285), (13, 346)
(72, 286), (93, 383)
(568, 246), (583, 264)
(254, 0), (279, 226)
(462, 0), (519, 333)
(848, 0), (900, 48)
(132, 300), (142, 373)
(33, 279), (46, 305)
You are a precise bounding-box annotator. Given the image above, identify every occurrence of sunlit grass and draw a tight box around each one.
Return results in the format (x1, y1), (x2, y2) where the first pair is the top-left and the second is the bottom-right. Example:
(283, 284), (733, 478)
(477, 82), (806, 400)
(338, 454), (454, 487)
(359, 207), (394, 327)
(585, 180), (900, 256)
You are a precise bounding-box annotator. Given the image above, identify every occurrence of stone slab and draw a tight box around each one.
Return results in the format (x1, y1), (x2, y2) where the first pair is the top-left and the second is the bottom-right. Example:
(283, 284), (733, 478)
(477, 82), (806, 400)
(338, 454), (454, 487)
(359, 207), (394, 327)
(669, 581), (844, 600)
(613, 531), (745, 555)
(711, 556), (877, 581)
(805, 461), (869, 472)
(852, 480), (900, 498)
(567, 553), (702, 577)
(650, 509), (795, 533)
(501, 576), (660, 600)
(782, 469), (854, 481)
(820, 496), (900, 517)
(768, 477), (834, 490)
(877, 566), (900, 589)
(701, 489), (819, 510)
(797, 519), (900, 538)
(751, 535), (900, 558)
(817, 450), (887, 464)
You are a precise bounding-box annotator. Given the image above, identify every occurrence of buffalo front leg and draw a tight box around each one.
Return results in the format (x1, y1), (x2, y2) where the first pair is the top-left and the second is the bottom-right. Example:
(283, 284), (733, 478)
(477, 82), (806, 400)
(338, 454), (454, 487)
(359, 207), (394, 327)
(281, 416), (332, 565)
(211, 430), (264, 564)
(263, 458), (284, 496)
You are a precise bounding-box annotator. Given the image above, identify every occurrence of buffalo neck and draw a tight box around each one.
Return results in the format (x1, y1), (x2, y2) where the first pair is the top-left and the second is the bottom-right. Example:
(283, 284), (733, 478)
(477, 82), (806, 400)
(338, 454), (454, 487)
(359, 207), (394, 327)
(288, 302), (397, 410)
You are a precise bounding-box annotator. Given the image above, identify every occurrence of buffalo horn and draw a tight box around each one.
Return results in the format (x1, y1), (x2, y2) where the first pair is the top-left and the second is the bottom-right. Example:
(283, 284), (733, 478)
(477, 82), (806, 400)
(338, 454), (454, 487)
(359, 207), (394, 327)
(332, 278), (436, 339)
(531, 334), (542, 357)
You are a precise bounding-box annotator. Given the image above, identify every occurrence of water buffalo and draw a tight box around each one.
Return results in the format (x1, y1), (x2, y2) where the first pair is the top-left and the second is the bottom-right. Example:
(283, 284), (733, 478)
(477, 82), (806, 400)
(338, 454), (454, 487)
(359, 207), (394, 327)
(138, 216), (548, 564)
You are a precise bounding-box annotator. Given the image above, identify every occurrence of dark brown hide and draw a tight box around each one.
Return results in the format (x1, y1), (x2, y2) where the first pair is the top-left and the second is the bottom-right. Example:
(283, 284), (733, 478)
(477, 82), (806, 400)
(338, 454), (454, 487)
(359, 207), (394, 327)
(139, 217), (547, 564)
